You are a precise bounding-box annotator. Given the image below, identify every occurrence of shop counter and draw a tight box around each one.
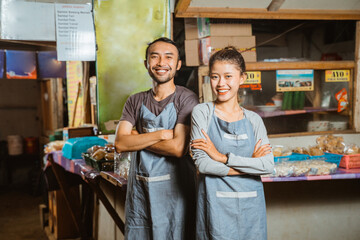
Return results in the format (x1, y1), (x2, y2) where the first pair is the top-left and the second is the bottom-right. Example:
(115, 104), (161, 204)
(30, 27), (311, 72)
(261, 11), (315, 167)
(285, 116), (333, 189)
(45, 150), (360, 240)
(44, 151), (126, 240)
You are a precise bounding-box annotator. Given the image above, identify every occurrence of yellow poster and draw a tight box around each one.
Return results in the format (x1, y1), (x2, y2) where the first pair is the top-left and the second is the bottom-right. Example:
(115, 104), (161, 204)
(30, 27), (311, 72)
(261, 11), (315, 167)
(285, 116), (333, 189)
(325, 70), (350, 82)
(66, 61), (83, 127)
(245, 71), (261, 84)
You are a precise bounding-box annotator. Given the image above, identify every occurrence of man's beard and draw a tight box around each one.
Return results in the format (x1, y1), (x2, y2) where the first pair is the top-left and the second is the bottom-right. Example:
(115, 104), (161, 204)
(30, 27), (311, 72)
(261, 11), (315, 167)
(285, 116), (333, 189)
(149, 63), (178, 84)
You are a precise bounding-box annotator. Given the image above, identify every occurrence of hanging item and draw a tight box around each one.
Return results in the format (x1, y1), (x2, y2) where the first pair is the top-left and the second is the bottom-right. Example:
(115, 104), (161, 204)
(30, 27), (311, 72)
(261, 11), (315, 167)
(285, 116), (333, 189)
(6, 50), (37, 79)
(37, 51), (66, 78)
(335, 88), (348, 112)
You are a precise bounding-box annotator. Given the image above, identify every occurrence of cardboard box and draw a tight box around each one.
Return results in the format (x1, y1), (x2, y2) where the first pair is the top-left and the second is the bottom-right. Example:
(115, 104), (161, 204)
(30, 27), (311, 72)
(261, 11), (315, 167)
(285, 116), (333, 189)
(62, 126), (95, 140)
(210, 23), (252, 37)
(185, 39), (200, 66)
(184, 18), (210, 40)
(210, 36), (257, 62)
(185, 19), (252, 39)
(185, 36), (257, 66)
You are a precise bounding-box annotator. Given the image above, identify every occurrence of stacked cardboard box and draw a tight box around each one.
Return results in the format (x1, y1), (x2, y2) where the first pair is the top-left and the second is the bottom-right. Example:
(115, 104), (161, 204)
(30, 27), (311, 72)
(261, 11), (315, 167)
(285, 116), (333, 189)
(184, 18), (257, 66)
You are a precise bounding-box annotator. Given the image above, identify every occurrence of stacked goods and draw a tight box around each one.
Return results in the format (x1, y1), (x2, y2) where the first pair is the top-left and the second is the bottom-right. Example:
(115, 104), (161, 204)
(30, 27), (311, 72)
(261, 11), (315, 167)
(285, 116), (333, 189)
(281, 91), (305, 110)
(82, 143), (115, 171)
(271, 160), (337, 177)
(184, 18), (256, 66)
(293, 134), (360, 169)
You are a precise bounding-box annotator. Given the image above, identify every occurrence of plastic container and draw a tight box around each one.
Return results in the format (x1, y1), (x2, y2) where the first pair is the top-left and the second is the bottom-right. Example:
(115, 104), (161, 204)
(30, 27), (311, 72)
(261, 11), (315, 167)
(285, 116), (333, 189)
(339, 154), (360, 169)
(24, 137), (39, 155)
(62, 136), (107, 160)
(307, 121), (329, 132)
(308, 152), (342, 167)
(274, 153), (309, 163)
(329, 121), (347, 131)
(83, 153), (114, 171)
(7, 135), (23, 156)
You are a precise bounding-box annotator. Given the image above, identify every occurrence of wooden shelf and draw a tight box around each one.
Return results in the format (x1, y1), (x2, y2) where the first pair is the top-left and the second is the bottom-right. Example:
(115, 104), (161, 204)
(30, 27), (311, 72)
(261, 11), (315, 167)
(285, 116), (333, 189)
(199, 61), (355, 73)
(256, 107), (338, 118)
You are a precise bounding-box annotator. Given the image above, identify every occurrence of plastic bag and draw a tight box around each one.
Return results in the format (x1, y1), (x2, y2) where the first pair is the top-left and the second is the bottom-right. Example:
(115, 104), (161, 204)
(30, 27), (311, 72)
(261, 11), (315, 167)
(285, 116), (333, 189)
(114, 152), (132, 179)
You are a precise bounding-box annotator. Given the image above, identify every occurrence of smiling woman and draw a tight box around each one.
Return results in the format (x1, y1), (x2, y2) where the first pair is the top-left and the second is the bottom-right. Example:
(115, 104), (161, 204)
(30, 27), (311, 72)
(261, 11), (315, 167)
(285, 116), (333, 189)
(190, 46), (274, 240)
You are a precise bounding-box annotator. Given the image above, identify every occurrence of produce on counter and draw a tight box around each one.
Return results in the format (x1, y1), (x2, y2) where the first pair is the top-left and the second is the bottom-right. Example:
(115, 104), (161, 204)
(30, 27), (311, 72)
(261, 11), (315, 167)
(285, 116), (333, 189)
(44, 140), (65, 154)
(269, 160), (337, 177)
(272, 145), (292, 157)
(87, 144), (115, 161)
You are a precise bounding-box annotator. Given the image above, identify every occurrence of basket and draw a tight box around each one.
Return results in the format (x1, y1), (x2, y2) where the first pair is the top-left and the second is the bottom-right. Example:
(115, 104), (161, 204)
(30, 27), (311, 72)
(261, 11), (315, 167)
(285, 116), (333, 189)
(82, 153), (114, 171)
(339, 154), (360, 169)
(308, 152), (342, 167)
(274, 153), (309, 163)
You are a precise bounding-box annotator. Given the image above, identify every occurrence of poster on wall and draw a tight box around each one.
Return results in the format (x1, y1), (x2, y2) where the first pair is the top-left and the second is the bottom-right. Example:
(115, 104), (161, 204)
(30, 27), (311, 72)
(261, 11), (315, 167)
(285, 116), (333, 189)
(325, 70), (350, 82)
(241, 71), (262, 90)
(66, 61), (84, 127)
(0, 0), (55, 41)
(276, 69), (314, 92)
(6, 50), (37, 79)
(94, 0), (171, 134)
(55, 3), (96, 61)
(37, 51), (66, 78)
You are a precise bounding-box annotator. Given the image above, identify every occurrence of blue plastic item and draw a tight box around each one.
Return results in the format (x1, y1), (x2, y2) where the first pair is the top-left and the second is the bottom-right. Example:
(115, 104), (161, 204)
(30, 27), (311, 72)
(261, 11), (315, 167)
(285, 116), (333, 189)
(308, 152), (343, 167)
(274, 153), (309, 163)
(62, 136), (108, 159)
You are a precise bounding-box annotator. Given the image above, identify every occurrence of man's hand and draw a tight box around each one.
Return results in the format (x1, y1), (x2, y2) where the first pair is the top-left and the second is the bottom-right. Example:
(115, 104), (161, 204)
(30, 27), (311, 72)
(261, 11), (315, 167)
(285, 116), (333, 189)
(191, 129), (227, 163)
(159, 129), (174, 140)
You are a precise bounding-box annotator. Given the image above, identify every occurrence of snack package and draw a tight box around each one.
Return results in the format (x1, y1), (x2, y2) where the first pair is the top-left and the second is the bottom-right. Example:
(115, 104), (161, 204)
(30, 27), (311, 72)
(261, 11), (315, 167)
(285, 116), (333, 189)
(335, 88), (348, 112)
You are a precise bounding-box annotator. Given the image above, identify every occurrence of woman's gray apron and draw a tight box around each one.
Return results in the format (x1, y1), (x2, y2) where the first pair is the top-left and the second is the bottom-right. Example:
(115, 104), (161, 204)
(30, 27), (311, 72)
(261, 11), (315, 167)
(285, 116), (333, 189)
(125, 97), (196, 240)
(196, 108), (267, 240)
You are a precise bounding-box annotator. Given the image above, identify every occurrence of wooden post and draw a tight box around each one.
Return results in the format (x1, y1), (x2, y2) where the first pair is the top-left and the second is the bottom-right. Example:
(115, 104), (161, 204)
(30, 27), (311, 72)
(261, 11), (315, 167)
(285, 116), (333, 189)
(354, 21), (360, 132)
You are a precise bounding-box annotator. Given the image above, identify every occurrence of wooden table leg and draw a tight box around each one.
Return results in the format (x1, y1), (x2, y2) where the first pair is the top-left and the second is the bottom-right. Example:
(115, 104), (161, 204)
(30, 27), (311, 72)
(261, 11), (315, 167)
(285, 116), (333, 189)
(86, 178), (125, 234)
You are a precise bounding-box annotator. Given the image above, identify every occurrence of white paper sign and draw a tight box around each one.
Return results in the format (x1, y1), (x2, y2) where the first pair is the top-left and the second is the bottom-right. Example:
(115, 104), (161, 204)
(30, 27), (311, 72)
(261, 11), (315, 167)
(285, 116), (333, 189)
(55, 4), (96, 61)
(1, 1), (55, 41)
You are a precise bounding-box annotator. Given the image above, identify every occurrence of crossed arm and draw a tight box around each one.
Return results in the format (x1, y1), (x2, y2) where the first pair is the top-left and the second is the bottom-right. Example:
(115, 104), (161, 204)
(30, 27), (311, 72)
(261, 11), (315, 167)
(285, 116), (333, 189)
(190, 105), (273, 177)
(115, 120), (190, 158)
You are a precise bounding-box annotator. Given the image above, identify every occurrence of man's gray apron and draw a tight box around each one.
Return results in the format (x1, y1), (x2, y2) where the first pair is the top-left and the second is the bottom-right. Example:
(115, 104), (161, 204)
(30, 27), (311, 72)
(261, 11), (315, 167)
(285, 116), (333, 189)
(196, 108), (267, 240)
(125, 97), (196, 240)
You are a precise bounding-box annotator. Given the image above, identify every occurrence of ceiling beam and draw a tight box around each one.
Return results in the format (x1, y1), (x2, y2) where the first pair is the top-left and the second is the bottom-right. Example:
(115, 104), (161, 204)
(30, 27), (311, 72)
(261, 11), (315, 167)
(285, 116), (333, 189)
(176, 7), (360, 20)
(267, 0), (286, 12)
(175, 0), (191, 15)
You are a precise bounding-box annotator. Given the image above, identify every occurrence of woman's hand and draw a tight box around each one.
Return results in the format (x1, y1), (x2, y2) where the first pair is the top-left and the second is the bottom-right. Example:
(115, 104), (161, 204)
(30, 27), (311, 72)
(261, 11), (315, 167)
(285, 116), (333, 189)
(191, 129), (227, 163)
(131, 129), (139, 135)
(252, 139), (272, 158)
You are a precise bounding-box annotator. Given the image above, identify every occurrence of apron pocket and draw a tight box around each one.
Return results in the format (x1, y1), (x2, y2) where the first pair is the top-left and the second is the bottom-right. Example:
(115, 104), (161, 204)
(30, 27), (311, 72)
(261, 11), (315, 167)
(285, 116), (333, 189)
(216, 191), (257, 198)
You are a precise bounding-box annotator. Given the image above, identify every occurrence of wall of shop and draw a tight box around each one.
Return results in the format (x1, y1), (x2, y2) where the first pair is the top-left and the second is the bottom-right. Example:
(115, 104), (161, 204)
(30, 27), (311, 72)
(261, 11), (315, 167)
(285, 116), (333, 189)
(0, 79), (41, 141)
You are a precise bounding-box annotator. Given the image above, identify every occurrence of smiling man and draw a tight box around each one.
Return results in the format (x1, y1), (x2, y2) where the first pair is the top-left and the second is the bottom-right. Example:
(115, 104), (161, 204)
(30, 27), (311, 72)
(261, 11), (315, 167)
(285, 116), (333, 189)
(115, 37), (198, 240)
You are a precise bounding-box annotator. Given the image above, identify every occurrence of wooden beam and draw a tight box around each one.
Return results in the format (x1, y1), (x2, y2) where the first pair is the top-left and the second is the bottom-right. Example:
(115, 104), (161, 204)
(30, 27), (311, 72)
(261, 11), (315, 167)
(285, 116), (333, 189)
(199, 61), (355, 73)
(354, 21), (360, 132)
(246, 61), (355, 71)
(175, 0), (191, 14)
(267, 0), (286, 12)
(176, 7), (360, 20)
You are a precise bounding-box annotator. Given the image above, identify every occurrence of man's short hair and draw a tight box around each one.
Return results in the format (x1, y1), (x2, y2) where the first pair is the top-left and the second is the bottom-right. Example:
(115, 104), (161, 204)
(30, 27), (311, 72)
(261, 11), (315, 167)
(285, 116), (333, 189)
(145, 37), (180, 61)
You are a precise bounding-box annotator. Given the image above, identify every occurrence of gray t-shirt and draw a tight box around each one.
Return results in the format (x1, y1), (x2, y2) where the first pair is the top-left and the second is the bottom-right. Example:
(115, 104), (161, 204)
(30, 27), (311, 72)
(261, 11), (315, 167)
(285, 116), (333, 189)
(190, 102), (274, 176)
(121, 85), (199, 127)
